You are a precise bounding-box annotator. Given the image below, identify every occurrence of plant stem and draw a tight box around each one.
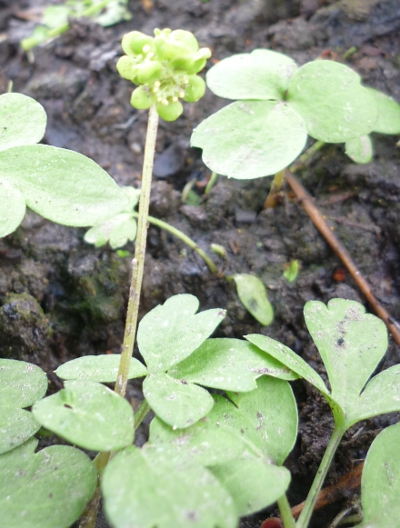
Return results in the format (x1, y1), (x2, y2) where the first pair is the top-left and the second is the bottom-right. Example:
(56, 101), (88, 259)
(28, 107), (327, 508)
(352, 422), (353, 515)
(134, 399), (151, 430)
(131, 211), (217, 274)
(278, 494), (296, 528)
(115, 105), (159, 397)
(205, 170), (218, 194)
(291, 140), (325, 171)
(296, 425), (345, 528)
(264, 169), (285, 208)
(78, 452), (111, 528)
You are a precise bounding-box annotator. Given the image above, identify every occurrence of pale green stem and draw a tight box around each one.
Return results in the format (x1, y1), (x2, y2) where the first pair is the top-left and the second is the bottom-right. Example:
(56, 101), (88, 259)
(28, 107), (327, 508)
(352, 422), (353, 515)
(131, 212), (217, 274)
(134, 399), (152, 430)
(115, 105), (159, 397)
(78, 451), (111, 528)
(278, 494), (296, 528)
(205, 170), (218, 194)
(264, 168), (285, 208)
(21, 0), (116, 51)
(296, 425), (345, 528)
(290, 141), (325, 172)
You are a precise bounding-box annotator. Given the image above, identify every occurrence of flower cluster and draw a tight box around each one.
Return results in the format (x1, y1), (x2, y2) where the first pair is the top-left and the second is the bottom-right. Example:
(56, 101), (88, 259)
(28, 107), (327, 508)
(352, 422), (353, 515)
(117, 28), (211, 121)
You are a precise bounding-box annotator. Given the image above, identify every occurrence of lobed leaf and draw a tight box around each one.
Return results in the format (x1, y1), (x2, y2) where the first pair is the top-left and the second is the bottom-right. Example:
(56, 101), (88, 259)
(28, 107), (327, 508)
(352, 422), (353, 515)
(55, 354), (148, 382)
(137, 294), (225, 373)
(0, 93), (46, 152)
(0, 144), (129, 227)
(169, 338), (298, 392)
(206, 49), (297, 101)
(0, 180), (26, 237)
(84, 213), (137, 249)
(32, 380), (134, 451)
(232, 273), (274, 325)
(345, 135), (373, 164)
(0, 358), (48, 409)
(0, 438), (97, 528)
(102, 444), (237, 528)
(143, 373), (214, 429)
(191, 100), (307, 179)
(304, 299), (388, 414)
(355, 422), (400, 527)
(287, 60), (378, 142)
(368, 88), (400, 134)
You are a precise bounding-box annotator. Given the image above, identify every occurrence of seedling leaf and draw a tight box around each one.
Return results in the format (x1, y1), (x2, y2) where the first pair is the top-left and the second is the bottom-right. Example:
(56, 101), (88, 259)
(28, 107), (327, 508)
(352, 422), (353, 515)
(0, 358), (48, 409)
(55, 354), (148, 382)
(206, 49), (297, 100)
(287, 61), (378, 142)
(0, 181), (26, 237)
(345, 135), (373, 164)
(0, 144), (129, 227)
(368, 88), (400, 134)
(84, 213), (137, 249)
(143, 373), (214, 429)
(355, 422), (400, 528)
(169, 338), (298, 391)
(304, 299), (387, 415)
(245, 334), (330, 398)
(0, 407), (40, 455)
(232, 274), (274, 325)
(137, 294), (225, 373)
(0, 93), (46, 152)
(0, 438), (97, 528)
(102, 445), (237, 528)
(32, 380), (134, 451)
(191, 100), (307, 179)
(211, 458), (290, 517)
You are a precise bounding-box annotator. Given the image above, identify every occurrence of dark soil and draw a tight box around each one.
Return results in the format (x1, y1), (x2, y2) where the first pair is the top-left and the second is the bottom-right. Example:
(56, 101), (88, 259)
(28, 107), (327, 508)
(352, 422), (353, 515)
(1, 0), (400, 527)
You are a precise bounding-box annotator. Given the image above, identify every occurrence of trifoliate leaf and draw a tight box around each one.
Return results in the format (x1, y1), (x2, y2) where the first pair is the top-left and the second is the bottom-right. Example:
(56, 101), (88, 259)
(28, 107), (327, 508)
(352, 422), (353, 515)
(0, 359), (48, 409)
(0, 180), (26, 237)
(368, 87), (400, 134)
(345, 135), (373, 164)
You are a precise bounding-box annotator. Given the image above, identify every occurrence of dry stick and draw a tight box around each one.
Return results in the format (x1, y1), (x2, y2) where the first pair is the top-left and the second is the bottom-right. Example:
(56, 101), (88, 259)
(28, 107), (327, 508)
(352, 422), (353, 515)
(285, 169), (400, 348)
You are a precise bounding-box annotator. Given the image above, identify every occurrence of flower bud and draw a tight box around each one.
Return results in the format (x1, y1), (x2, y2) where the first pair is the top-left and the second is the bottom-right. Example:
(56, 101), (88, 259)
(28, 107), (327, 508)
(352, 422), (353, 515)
(170, 30), (199, 52)
(122, 31), (154, 56)
(116, 56), (136, 81)
(130, 86), (155, 110)
(131, 61), (163, 84)
(185, 48), (212, 74)
(156, 100), (183, 121)
(183, 75), (206, 103)
(154, 35), (187, 61)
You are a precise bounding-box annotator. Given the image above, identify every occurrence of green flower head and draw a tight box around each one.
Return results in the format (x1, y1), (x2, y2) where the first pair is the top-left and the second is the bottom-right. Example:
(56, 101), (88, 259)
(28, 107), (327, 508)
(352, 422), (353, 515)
(117, 28), (211, 121)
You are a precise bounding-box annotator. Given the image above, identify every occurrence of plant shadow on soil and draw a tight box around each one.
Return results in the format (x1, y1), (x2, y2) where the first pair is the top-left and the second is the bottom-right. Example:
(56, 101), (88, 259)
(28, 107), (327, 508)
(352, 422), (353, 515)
(1, 0), (400, 527)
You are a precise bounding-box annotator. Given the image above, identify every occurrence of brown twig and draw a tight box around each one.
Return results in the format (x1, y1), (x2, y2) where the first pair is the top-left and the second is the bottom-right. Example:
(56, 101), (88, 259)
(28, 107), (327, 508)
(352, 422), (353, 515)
(285, 169), (400, 348)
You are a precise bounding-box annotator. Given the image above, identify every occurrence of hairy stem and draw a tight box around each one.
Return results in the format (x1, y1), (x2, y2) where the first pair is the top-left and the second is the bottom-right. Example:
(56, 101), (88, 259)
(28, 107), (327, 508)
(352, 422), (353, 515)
(131, 211), (217, 274)
(115, 105), (159, 397)
(277, 494), (296, 528)
(296, 425), (345, 528)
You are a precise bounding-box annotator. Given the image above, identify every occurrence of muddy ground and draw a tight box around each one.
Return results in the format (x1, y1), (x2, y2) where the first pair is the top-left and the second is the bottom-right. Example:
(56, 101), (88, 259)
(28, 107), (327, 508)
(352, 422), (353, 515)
(1, 0), (400, 526)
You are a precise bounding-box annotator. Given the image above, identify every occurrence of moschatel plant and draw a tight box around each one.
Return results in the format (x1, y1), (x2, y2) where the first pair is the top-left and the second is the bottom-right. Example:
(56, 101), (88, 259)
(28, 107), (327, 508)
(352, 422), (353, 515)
(1, 31), (400, 528)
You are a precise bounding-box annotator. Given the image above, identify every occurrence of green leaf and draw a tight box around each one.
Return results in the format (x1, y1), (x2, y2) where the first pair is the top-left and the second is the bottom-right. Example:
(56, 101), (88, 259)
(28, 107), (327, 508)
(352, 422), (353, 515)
(55, 354), (148, 382)
(0, 407), (40, 455)
(169, 338), (298, 391)
(43, 5), (70, 27)
(32, 380), (134, 451)
(368, 88), (400, 134)
(206, 49), (297, 100)
(0, 359), (48, 409)
(0, 93), (46, 152)
(245, 333), (330, 399)
(0, 144), (129, 227)
(345, 135), (373, 163)
(211, 458), (290, 517)
(232, 274), (274, 325)
(191, 100), (307, 179)
(304, 299), (388, 420)
(94, 0), (132, 27)
(0, 180), (26, 237)
(137, 294), (226, 373)
(355, 422), (400, 528)
(84, 213), (137, 249)
(0, 438), (96, 528)
(287, 60), (378, 142)
(143, 373), (214, 429)
(102, 445), (237, 528)
(150, 377), (296, 517)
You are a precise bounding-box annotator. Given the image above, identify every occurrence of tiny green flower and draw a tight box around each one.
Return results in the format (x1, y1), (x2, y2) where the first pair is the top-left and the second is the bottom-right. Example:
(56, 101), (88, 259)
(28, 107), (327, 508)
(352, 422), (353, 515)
(117, 28), (211, 121)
